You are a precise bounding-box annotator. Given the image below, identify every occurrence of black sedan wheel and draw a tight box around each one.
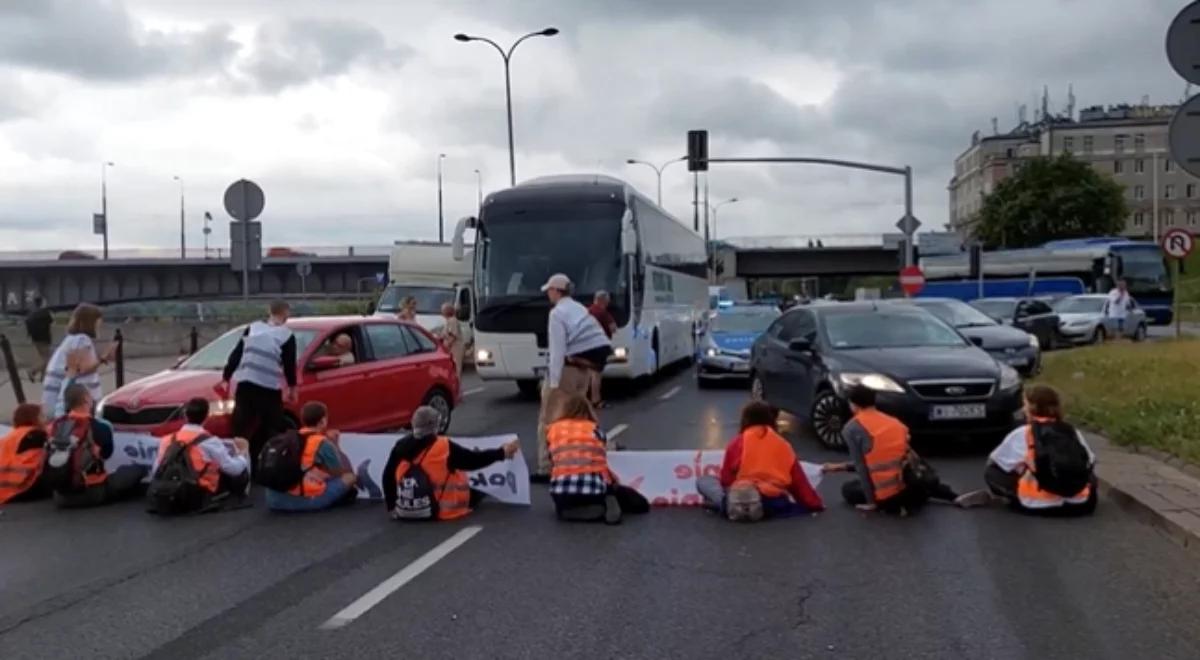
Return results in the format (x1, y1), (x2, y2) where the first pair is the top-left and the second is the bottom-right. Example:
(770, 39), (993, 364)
(811, 390), (849, 451)
(1133, 323), (1147, 342)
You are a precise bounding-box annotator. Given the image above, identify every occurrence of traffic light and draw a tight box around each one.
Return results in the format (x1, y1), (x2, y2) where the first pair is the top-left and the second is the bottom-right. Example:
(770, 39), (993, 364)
(687, 130), (708, 172)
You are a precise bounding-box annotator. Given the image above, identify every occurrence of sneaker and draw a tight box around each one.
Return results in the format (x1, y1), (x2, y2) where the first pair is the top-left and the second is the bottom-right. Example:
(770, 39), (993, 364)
(954, 490), (997, 509)
(604, 494), (622, 525)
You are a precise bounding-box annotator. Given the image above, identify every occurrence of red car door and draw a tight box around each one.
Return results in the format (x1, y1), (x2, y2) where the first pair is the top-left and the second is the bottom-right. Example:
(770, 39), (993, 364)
(297, 326), (374, 430)
(362, 322), (424, 429)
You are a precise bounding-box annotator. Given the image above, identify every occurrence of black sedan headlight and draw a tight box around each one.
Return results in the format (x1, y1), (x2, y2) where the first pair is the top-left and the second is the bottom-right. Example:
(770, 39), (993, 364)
(999, 364), (1021, 390)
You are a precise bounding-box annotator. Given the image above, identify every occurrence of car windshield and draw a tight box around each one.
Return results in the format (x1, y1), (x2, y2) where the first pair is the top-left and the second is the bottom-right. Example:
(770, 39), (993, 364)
(711, 310), (777, 334)
(376, 286), (455, 314)
(822, 311), (967, 349)
(178, 327), (318, 370)
(1054, 297), (1106, 314)
(971, 299), (1017, 319)
(911, 300), (997, 327)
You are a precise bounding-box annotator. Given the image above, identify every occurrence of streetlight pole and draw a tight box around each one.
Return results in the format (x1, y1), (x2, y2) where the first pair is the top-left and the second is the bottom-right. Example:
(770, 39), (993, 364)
(437, 153), (446, 243)
(101, 161), (114, 259)
(710, 197), (739, 242)
(173, 175), (185, 258)
(625, 156), (686, 206)
(454, 28), (560, 187)
(474, 168), (483, 208)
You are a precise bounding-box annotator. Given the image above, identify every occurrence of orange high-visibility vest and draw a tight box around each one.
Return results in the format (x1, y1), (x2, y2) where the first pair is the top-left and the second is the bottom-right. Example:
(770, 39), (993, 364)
(1017, 420), (1092, 509)
(0, 426), (46, 504)
(51, 413), (107, 488)
(547, 419), (610, 483)
(393, 436), (471, 520)
(155, 429), (220, 494)
(290, 429), (332, 498)
(855, 408), (909, 502)
(735, 425), (796, 498)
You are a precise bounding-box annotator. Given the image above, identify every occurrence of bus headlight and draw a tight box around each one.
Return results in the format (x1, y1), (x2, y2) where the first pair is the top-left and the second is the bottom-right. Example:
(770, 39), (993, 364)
(611, 347), (628, 362)
(476, 349), (495, 366)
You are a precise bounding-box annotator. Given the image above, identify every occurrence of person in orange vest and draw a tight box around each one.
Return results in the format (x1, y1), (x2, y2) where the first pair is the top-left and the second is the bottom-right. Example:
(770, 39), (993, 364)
(47, 384), (148, 508)
(696, 401), (824, 521)
(955, 384), (1097, 515)
(265, 401), (358, 512)
(149, 398), (251, 512)
(382, 406), (520, 521)
(546, 391), (648, 524)
(0, 403), (51, 504)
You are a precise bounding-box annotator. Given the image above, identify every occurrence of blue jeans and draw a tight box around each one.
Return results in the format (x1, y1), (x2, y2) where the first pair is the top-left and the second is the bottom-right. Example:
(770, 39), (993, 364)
(266, 478), (354, 512)
(695, 475), (808, 518)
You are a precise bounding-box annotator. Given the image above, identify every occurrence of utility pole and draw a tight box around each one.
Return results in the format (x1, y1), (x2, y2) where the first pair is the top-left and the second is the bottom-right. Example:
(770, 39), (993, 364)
(173, 175), (186, 258)
(100, 161), (114, 259)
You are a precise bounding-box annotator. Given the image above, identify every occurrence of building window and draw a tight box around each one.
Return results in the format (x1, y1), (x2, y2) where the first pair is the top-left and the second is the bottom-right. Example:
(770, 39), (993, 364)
(1189, 183), (1197, 199)
(1164, 209), (1175, 227)
(1114, 160), (1124, 174)
(1166, 159), (1175, 173)
(1189, 211), (1198, 227)
(1133, 212), (1145, 227)
(1063, 136), (1074, 152)
(1083, 136), (1094, 153)
(1134, 159), (1145, 174)
(1134, 133), (1145, 151)
(1134, 185), (1145, 200)
(1166, 184), (1176, 200)
(1115, 135), (1126, 153)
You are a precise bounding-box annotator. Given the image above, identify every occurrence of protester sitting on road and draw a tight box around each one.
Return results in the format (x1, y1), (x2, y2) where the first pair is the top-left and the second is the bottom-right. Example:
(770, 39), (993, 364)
(147, 398), (251, 514)
(0, 403), (51, 504)
(545, 391), (648, 524)
(955, 384), (1097, 516)
(824, 385), (959, 515)
(265, 401), (358, 512)
(46, 384), (148, 508)
(382, 406), (519, 521)
(41, 302), (116, 417)
(320, 333), (356, 366)
(696, 401), (823, 521)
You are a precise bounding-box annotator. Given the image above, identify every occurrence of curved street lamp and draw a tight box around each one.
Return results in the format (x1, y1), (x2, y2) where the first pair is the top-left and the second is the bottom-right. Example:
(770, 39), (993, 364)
(625, 156), (686, 206)
(454, 28), (559, 186)
(710, 197), (739, 241)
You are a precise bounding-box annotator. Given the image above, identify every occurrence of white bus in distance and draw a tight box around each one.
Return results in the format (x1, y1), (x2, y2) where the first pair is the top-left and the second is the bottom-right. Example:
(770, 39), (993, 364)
(452, 174), (708, 396)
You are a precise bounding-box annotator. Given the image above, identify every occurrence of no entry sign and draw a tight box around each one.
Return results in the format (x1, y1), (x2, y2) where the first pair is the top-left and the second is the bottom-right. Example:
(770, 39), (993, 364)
(899, 265), (925, 296)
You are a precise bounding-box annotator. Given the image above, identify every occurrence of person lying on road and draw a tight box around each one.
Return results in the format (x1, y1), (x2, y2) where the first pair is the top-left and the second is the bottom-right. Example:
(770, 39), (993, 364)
(264, 401), (358, 512)
(0, 403), (51, 504)
(383, 406), (519, 521)
(47, 384), (148, 508)
(697, 400), (824, 521)
(147, 398), (251, 515)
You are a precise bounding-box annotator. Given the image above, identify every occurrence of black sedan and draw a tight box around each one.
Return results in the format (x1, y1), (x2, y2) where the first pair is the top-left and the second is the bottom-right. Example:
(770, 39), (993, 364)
(749, 302), (1024, 450)
(898, 298), (1041, 376)
(970, 297), (1061, 349)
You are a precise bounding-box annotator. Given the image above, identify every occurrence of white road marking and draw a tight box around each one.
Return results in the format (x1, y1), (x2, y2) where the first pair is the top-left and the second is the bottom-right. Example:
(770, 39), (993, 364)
(658, 385), (681, 400)
(320, 526), (483, 630)
(606, 423), (629, 439)
(462, 386), (485, 396)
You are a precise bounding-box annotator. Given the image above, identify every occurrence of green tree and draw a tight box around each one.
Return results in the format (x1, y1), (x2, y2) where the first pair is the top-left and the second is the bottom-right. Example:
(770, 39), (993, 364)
(972, 153), (1128, 248)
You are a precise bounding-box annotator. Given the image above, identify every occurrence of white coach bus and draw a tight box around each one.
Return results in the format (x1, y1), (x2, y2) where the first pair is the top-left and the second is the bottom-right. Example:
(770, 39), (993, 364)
(452, 174), (709, 396)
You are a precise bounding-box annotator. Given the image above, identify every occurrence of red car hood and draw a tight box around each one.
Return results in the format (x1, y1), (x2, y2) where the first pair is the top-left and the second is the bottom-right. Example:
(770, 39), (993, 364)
(103, 368), (224, 408)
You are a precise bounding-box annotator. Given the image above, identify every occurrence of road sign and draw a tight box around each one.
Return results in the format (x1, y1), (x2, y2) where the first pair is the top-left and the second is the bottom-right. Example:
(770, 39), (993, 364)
(223, 179), (265, 222)
(899, 265), (925, 296)
(296, 261), (312, 277)
(1169, 95), (1200, 179)
(1167, 1), (1200, 85)
(895, 214), (921, 235)
(229, 221), (262, 272)
(92, 213), (106, 235)
(1162, 228), (1195, 259)
(918, 231), (961, 256)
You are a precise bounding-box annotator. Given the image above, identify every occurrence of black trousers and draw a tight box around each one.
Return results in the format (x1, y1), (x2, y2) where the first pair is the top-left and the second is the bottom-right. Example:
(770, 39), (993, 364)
(231, 382), (285, 462)
(55, 464), (149, 508)
(842, 479), (931, 513)
(552, 484), (649, 521)
(984, 463), (1098, 517)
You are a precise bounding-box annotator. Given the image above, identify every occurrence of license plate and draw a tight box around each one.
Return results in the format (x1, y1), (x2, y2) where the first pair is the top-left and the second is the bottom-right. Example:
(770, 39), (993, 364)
(930, 404), (986, 420)
(731, 362), (750, 373)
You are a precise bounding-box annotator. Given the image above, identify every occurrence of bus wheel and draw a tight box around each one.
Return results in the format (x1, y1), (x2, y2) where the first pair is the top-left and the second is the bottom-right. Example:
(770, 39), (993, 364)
(516, 379), (540, 399)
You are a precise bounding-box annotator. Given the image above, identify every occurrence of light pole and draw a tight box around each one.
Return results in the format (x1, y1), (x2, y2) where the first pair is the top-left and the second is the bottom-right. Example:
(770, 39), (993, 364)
(625, 156), (686, 206)
(454, 27), (560, 187)
(173, 175), (185, 258)
(100, 161), (114, 259)
(710, 197), (739, 242)
(437, 153), (446, 243)
(203, 211), (212, 259)
(473, 168), (483, 208)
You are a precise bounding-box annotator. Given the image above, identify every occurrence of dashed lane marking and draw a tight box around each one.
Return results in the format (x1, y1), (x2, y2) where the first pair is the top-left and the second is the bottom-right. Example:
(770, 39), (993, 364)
(658, 385), (681, 401)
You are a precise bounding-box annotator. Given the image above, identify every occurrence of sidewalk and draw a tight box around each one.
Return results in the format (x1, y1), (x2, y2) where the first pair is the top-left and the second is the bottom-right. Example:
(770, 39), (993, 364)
(0, 355), (179, 414)
(1090, 433), (1200, 556)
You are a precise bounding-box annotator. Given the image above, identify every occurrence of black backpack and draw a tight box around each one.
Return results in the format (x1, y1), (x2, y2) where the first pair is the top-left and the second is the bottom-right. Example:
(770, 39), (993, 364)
(43, 418), (101, 493)
(147, 434), (211, 515)
(257, 430), (311, 492)
(393, 445), (441, 521)
(1030, 421), (1092, 497)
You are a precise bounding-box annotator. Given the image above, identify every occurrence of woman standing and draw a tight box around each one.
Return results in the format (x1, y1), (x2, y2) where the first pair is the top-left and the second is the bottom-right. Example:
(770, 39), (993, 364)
(397, 296), (418, 322)
(436, 302), (464, 377)
(41, 303), (115, 416)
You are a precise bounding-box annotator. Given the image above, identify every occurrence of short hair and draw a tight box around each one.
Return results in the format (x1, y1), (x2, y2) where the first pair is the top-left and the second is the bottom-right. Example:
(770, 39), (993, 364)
(66, 303), (103, 337)
(269, 299), (290, 316)
(301, 401), (328, 428)
(12, 403), (42, 427)
(440, 302), (455, 316)
(184, 397), (209, 425)
(739, 401), (778, 431)
(1024, 384), (1062, 420)
(594, 290), (610, 302)
(847, 384), (876, 408)
(63, 383), (91, 412)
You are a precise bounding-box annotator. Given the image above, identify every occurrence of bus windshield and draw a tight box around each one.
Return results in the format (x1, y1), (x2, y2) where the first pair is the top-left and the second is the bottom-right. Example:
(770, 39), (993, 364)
(1117, 247), (1170, 293)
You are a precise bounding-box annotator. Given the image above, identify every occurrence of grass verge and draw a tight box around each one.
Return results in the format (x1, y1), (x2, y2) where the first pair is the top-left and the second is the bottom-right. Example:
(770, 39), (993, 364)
(1035, 338), (1200, 465)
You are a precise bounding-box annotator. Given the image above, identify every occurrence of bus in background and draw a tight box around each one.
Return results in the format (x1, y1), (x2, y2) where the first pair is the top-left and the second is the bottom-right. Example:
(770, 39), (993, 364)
(452, 175), (708, 397)
(920, 237), (1173, 324)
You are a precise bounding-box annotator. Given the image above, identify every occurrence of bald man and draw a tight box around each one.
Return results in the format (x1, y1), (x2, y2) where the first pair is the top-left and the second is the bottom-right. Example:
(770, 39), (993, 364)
(324, 333), (355, 366)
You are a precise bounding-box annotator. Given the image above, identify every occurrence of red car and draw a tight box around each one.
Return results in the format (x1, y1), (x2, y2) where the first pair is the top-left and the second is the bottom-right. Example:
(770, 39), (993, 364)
(98, 316), (460, 438)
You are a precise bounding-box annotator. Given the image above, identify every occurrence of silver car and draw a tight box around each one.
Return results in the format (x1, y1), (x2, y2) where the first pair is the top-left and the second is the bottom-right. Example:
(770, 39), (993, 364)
(1054, 294), (1148, 344)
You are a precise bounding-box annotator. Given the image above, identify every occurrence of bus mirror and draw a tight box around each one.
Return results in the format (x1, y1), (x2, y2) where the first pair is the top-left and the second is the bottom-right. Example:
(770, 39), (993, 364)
(452, 216), (476, 261)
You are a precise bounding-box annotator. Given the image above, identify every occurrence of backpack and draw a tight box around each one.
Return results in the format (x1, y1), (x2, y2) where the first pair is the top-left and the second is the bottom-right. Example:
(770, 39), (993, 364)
(393, 444), (442, 521)
(146, 434), (211, 515)
(726, 480), (763, 522)
(43, 418), (100, 493)
(256, 430), (311, 492)
(1030, 421), (1092, 497)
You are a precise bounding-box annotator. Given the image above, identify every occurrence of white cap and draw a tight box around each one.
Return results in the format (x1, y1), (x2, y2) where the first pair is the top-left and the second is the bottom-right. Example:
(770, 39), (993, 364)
(540, 273), (572, 292)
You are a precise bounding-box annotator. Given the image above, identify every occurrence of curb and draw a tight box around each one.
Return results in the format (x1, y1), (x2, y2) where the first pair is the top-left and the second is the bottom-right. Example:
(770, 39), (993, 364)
(1096, 475), (1200, 559)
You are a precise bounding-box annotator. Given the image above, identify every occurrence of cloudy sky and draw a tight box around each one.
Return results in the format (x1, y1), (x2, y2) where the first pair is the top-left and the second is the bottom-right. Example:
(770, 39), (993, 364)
(0, 0), (1188, 253)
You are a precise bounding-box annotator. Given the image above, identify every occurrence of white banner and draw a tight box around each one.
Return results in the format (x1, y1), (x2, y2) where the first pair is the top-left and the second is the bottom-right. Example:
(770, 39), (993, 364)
(608, 449), (823, 507)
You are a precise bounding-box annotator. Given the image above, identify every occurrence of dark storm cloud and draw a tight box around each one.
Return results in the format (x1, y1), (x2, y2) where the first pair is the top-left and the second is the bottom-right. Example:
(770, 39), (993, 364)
(238, 18), (412, 92)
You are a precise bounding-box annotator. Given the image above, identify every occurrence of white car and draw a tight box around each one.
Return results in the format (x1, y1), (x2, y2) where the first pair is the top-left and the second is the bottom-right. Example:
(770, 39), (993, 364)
(1054, 294), (1148, 344)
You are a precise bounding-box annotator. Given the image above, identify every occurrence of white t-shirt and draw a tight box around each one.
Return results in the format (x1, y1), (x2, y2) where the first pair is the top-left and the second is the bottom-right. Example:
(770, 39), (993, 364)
(151, 425), (250, 477)
(42, 333), (103, 414)
(1105, 289), (1129, 320)
(989, 424), (1096, 472)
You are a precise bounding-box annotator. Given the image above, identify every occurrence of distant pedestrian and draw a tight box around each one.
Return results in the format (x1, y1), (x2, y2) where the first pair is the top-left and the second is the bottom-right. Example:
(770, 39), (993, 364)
(586, 291), (617, 409)
(24, 296), (53, 383)
(41, 303), (116, 417)
(221, 300), (296, 463)
(436, 302), (464, 377)
(1104, 279), (1132, 340)
(398, 296), (418, 322)
(533, 274), (612, 481)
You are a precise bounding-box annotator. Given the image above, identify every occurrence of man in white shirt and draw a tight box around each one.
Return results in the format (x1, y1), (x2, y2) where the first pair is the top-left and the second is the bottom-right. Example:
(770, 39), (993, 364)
(533, 273), (612, 480)
(151, 398), (252, 504)
(1104, 279), (1131, 338)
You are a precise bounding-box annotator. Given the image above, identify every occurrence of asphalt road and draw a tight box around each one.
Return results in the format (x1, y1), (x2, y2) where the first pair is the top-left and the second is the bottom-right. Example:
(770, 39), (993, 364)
(3, 365), (1200, 660)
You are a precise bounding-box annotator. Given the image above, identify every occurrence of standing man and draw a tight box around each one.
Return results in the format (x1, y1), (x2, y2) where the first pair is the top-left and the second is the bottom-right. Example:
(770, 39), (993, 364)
(586, 291), (617, 409)
(437, 302), (464, 377)
(24, 296), (53, 383)
(1104, 279), (1131, 340)
(533, 274), (611, 482)
(222, 300), (297, 463)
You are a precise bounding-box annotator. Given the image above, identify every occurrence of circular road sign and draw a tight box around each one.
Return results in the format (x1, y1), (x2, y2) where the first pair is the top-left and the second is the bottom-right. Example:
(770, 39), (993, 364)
(1169, 95), (1200, 179)
(1162, 228), (1195, 260)
(1167, 1), (1200, 85)
(296, 261), (313, 277)
(223, 179), (265, 222)
(899, 265), (925, 296)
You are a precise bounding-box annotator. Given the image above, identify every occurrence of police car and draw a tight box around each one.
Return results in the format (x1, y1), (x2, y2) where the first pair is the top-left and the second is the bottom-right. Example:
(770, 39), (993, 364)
(696, 302), (780, 387)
